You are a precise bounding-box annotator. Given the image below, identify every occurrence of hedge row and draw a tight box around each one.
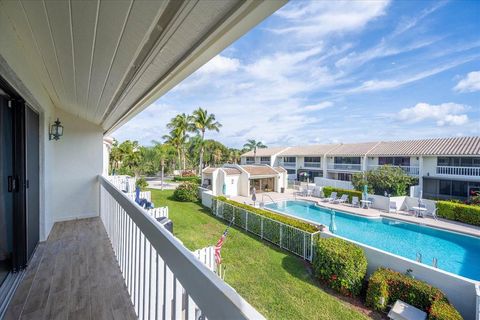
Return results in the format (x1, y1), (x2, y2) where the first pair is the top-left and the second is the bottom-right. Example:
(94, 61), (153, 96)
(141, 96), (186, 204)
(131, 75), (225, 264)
(366, 268), (461, 320)
(436, 201), (480, 226)
(215, 196), (318, 233)
(322, 187), (363, 202)
(313, 237), (367, 296)
(173, 176), (201, 184)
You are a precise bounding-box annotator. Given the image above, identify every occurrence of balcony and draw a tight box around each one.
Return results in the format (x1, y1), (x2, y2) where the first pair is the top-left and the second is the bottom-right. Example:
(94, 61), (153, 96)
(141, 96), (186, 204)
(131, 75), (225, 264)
(368, 165), (420, 176)
(260, 161), (270, 165)
(436, 166), (480, 177)
(5, 176), (262, 320)
(281, 162), (296, 168)
(303, 162), (321, 168)
(327, 163), (362, 171)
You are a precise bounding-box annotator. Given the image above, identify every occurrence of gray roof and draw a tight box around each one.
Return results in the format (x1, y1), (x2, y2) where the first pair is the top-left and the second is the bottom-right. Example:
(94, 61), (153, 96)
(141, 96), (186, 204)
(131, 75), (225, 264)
(241, 146), (289, 157)
(368, 137), (480, 156)
(245, 136), (480, 158)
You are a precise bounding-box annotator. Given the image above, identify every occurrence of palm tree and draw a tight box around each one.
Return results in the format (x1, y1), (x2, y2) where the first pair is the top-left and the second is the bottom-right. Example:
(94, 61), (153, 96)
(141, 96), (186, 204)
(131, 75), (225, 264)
(190, 107), (222, 173)
(166, 114), (191, 170)
(243, 139), (267, 159)
(162, 131), (183, 170)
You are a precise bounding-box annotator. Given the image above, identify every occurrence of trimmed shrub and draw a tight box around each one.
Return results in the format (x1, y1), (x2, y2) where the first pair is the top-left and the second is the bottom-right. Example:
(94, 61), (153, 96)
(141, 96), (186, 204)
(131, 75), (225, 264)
(312, 237), (367, 296)
(437, 201), (480, 226)
(322, 187), (362, 202)
(429, 300), (462, 320)
(136, 177), (148, 190)
(173, 182), (199, 202)
(366, 268), (461, 319)
(215, 196), (318, 233)
(173, 176), (201, 184)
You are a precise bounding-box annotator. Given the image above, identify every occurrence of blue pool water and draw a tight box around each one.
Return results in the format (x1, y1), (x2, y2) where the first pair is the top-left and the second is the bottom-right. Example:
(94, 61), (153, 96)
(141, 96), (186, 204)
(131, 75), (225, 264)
(265, 200), (480, 281)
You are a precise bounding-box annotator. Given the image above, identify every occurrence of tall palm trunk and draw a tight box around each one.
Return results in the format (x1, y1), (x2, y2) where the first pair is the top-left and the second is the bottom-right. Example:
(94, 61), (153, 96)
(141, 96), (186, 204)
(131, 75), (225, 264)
(160, 158), (164, 191)
(199, 130), (205, 174)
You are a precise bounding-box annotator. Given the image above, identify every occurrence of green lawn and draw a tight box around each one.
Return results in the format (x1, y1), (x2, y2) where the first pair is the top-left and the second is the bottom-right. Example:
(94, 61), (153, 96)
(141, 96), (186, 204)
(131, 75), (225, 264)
(150, 189), (373, 320)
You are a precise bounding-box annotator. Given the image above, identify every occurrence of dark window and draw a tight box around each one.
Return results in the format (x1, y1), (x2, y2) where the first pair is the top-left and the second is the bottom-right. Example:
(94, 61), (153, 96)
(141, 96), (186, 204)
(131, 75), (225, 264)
(286, 169), (296, 174)
(304, 157), (321, 163)
(437, 157), (480, 167)
(337, 173), (352, 181)
(284, 157), (296, 163)
(378, 157), (410, 166)
(246, 157), (254, 162)
(334, 157), (360, 164)
(439, 180), (451, 195)
(260, 156), (270, 162)
(452, 181), (468, 197)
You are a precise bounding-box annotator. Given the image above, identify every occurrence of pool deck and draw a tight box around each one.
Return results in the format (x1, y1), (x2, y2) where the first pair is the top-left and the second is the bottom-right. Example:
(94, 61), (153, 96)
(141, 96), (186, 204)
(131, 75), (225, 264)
(230, 189), (480, 238)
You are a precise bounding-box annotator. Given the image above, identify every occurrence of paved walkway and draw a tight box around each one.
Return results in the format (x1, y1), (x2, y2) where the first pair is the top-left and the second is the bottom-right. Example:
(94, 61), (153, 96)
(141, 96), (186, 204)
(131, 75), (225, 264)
(231, 189), (480, 237)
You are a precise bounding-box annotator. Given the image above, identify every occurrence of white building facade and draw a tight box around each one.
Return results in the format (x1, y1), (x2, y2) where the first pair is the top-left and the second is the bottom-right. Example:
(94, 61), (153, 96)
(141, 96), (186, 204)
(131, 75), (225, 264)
(241, 137), (480, 200)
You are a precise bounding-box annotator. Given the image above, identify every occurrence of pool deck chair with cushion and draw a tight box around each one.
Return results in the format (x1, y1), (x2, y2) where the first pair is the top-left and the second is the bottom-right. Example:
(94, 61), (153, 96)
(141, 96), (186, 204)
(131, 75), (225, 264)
(325, 192), (338, 203)
(351, 196), (359, 207)
(334, 194), (348, 204)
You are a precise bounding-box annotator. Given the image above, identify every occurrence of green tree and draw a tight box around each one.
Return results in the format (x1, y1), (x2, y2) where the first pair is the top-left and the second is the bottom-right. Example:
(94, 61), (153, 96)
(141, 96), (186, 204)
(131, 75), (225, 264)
(243, 139), (267, 159)
(189, 107), (222, 173)
(351, 165), (418, 196)
(166, 113), (191, 170)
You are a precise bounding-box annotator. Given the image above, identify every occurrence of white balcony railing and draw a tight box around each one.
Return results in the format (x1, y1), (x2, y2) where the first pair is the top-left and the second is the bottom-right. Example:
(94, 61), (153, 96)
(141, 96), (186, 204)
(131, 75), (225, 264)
(245, 160), (255, 165)
(280, 162), (296, 168)
(100, 176), (264, 320)
(260, 161), (270, 165)
(368, 165), (420, 176)
(327, 163), (362, 171)
(303, 162), (321, 168)
(436, 166), (480, 177)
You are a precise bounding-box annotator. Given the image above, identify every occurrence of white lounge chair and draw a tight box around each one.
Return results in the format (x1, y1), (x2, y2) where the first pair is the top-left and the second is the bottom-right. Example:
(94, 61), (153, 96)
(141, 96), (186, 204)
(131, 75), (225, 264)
(388, 201), (397, 213)
(351, 196), (359, 207)
(334, 194), (348, 204)
(326, 192), (338, 203)
(430, 208), (438, 220)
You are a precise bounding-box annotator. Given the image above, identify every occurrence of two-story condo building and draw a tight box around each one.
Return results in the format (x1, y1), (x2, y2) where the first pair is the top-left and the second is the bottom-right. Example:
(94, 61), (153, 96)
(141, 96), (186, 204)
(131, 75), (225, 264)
(240, 137), (480, 200)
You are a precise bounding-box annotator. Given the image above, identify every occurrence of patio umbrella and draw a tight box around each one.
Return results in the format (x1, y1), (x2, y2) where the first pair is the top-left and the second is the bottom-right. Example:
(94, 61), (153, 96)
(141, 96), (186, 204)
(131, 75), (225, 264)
(329, 210), (337, 233)
(251, 187), (257, 206)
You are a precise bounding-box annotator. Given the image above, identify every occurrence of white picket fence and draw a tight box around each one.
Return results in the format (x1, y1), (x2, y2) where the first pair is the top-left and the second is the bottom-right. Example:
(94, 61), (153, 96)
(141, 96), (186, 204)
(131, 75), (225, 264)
(148, 207), (169, 219)
(127, 191), (152, 202)
(193, 246), (217, 274)
(212, 199), (320, 261)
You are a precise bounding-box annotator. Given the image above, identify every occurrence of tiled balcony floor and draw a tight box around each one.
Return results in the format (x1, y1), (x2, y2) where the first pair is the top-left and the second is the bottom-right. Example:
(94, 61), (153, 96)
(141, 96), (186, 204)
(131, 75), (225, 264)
(5, 218), (136, 320)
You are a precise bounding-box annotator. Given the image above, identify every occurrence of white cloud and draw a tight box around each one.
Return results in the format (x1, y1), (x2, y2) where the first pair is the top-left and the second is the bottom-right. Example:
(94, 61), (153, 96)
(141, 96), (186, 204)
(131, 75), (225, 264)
(344, 57), (479, 93)
(273, 1), (389, 38)
(453, 71), (480, 92)
(197, 55), (240, 75)
(303, 101), (333, 112)
(396, 102), (469, 126)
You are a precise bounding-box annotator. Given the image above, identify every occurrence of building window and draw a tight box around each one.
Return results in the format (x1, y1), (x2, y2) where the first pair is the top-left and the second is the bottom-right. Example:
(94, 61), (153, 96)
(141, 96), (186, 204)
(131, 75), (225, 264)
(439, 180), (451, 195)
(260, 156), (270, 162)
(452, 181), (468, 197)
(437, 157), (480, 167)
(304, 157), (321, 163)
(284, 157), (296, 163)
(378, 157), (410, 166)
(286, 169), (296, 174)
(337, 173), (352, 181)
(246, 157), (254, 163)
(334, 157), (360, 164)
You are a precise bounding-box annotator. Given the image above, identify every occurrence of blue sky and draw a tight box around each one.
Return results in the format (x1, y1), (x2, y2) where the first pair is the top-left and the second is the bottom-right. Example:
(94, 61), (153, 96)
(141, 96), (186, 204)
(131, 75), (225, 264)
(113, 0), (480, 148)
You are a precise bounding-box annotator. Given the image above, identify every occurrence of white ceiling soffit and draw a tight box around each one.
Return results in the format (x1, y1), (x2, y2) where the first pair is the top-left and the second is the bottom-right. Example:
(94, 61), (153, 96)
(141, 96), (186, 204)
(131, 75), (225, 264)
(0, 0), (286, 133)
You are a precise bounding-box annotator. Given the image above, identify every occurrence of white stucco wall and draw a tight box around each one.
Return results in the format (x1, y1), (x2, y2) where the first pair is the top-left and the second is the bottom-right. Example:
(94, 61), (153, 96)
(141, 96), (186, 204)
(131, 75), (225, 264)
(224, 174), (240, 197)
(51, 109), (103, 225)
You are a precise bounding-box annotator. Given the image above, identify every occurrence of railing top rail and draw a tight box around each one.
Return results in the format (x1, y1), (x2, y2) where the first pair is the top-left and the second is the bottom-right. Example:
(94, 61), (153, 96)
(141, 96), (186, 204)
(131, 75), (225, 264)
(100, 176), (264, 320)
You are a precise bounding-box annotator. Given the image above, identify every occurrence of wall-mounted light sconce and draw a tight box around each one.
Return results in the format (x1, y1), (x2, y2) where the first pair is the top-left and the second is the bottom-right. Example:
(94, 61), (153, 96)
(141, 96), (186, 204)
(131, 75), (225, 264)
(49, 118), (64, 141)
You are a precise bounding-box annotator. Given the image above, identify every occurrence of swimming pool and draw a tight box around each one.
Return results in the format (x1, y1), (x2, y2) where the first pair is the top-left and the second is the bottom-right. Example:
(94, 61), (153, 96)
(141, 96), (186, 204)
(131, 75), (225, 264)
(265, 200), (480, 281)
